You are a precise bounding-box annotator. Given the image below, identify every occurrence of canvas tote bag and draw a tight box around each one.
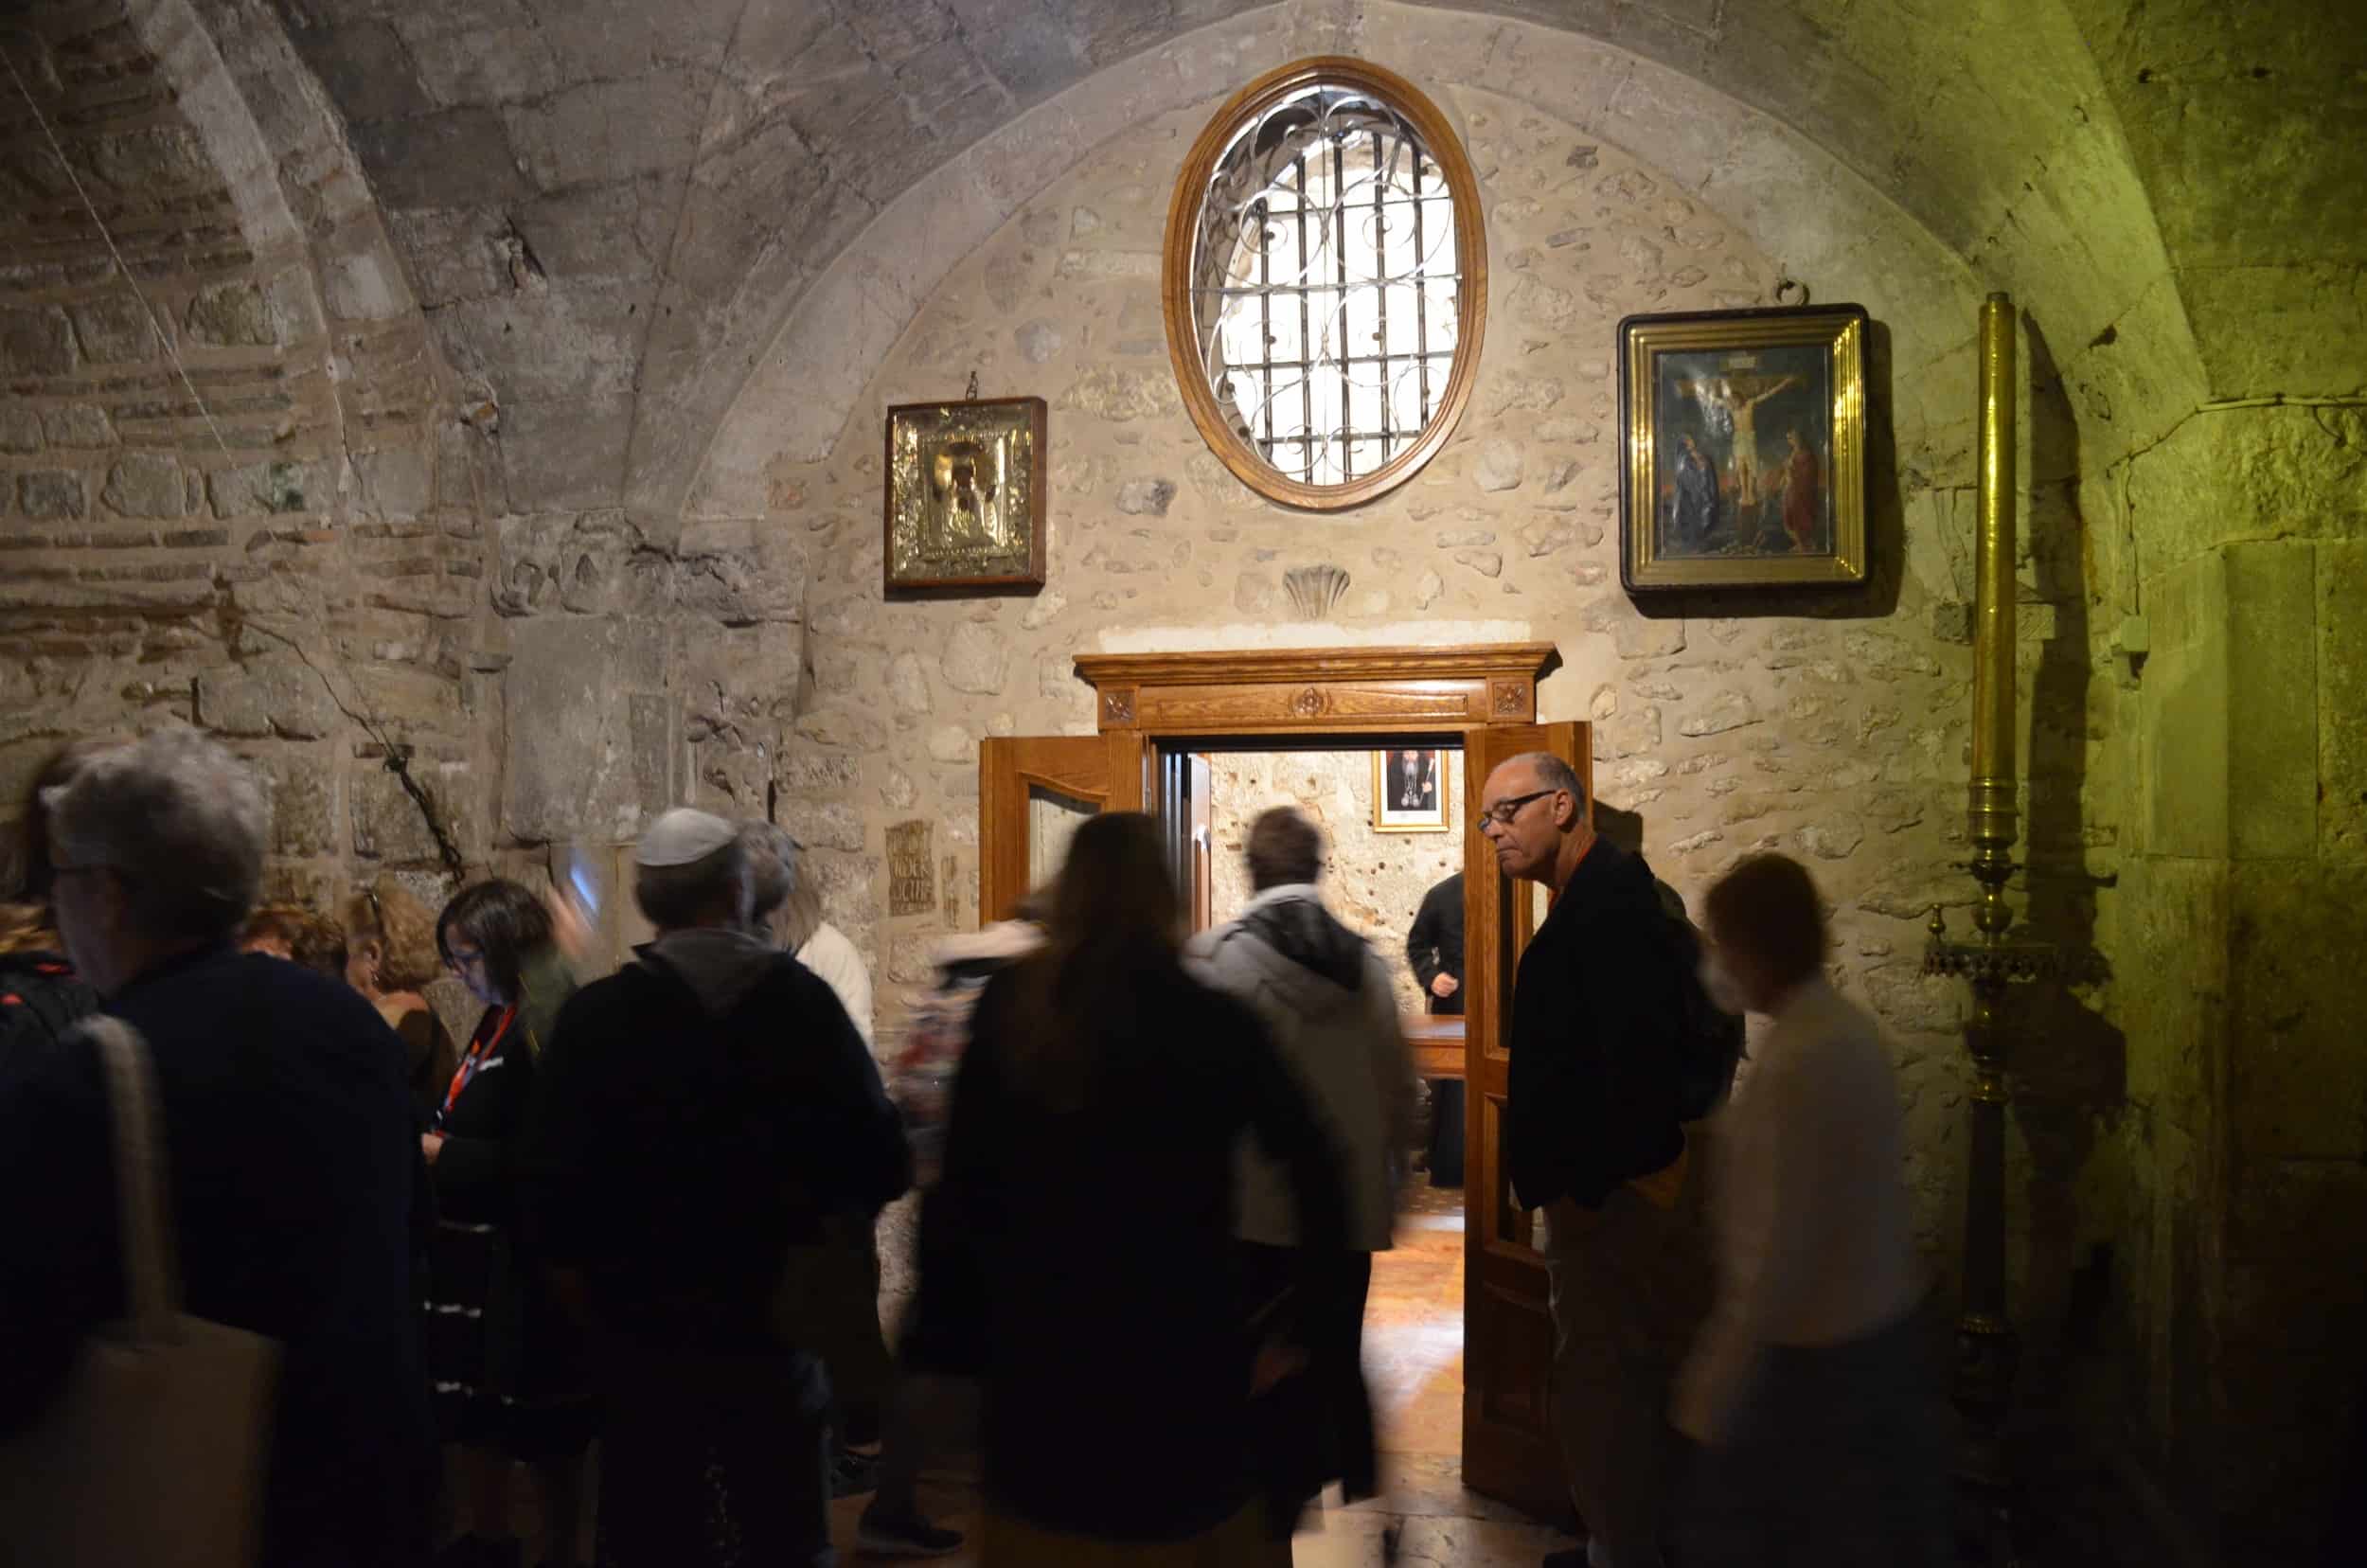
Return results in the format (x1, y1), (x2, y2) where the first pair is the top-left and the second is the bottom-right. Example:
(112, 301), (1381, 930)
(0, 1015), (281, 1567)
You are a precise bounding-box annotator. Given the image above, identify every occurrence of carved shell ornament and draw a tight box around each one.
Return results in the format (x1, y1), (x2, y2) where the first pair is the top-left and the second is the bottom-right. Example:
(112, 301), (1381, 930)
(1283, 562), (1352, 619)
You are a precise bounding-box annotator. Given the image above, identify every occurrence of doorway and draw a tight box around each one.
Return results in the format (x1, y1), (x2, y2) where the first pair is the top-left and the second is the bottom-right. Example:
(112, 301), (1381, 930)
(1165, 740), (1471, 1464)
(977, 640), (1579, 1516)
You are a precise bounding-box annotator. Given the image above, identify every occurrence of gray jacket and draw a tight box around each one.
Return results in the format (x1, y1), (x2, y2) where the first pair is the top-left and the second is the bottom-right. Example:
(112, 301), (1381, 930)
(1186, 885), (1416, 1251)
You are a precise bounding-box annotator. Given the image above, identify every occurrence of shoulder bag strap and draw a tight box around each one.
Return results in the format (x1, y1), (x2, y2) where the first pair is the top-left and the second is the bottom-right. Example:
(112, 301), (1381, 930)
(80, 1014), (182, 1347)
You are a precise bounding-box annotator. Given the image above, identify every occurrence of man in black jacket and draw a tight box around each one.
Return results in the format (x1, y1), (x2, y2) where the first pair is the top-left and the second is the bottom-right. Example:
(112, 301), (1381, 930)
(1406, 871), (1465, 1018)
(1479, 751), (1707, 1568)
(526, 808), (911, 1568)
(1405, 870), (1467, 1186)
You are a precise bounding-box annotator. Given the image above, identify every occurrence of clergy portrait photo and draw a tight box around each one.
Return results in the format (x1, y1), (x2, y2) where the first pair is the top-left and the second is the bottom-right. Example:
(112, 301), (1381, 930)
(1374, 747), (1450, 832)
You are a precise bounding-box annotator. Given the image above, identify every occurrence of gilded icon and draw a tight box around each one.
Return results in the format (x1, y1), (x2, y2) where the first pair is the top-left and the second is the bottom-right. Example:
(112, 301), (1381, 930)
(882, 395), (1048, 596)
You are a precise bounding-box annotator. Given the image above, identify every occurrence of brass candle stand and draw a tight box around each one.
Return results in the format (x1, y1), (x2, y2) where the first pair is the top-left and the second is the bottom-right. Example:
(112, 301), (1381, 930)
(1920, 293), (2059, 1508)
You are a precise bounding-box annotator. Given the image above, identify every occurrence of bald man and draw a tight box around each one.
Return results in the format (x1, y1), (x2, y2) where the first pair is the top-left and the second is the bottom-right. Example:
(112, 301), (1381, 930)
(1478, 751), (1707, 1568)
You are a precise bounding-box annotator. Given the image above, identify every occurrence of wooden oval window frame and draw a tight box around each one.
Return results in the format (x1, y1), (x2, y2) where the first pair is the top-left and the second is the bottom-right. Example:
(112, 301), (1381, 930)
(1161, 57), (1488, 513)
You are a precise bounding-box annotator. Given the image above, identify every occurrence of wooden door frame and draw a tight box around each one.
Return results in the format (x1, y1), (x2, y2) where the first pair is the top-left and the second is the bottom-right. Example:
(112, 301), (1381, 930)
(1071, 640), (1562, 1506)
(1072, 642), (1557, 737)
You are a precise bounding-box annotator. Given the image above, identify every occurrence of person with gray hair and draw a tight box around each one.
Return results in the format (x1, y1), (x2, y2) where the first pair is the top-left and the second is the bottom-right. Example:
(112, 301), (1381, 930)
(745, 822), (875, 1052)
(44, 725), (269, 989)
(0, 726), (436, 1568)
(1186, 805), (1416, 1525)
(526, 807), (911, 1568)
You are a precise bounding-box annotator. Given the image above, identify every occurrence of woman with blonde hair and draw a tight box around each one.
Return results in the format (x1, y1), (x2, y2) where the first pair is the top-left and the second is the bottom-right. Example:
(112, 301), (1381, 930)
(917, 812), (1349, 1565)
(343, 874), (458, 1117)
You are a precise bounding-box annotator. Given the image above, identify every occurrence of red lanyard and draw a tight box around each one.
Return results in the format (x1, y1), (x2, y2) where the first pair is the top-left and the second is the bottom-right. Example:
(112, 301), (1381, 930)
(440, 1005), (516, 1118)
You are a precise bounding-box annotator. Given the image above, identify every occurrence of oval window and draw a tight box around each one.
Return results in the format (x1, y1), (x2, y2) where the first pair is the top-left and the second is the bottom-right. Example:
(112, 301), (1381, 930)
(1163, 58), (1486, 511)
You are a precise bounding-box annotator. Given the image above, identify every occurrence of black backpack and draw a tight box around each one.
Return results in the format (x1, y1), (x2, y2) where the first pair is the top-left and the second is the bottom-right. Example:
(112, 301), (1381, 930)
(1649, 881), (1746, 1122)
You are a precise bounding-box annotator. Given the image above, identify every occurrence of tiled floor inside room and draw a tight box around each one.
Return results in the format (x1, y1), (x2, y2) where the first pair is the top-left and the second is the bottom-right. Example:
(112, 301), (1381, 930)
(828, 1183), (1581, 1563)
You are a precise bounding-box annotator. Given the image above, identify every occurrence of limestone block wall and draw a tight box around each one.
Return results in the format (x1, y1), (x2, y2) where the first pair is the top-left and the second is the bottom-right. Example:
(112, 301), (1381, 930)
(0, 0), (488, 916)
(2103, 401), (2367, 1552)
(1206, 748), (1467, 1015)
(723, 86), (2117, 1292)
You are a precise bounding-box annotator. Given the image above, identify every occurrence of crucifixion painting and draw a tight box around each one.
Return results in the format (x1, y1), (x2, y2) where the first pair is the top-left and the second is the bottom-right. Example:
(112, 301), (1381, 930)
(1678, 369), (1799, 508)
(1653, 343), (1831, 561)
(1619, 303), (1868, 592)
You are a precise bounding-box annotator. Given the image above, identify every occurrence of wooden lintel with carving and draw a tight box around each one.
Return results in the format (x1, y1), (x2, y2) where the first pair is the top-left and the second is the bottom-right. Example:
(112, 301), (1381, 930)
(1072, 642), (1558, 734)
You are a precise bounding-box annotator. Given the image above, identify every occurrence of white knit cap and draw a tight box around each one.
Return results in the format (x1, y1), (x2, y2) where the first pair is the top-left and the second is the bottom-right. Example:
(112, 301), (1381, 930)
(635, 807), (736, 867)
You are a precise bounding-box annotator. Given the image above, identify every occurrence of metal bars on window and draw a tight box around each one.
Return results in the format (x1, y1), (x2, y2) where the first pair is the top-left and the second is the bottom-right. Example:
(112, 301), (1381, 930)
(1193, 88), (1462, 490)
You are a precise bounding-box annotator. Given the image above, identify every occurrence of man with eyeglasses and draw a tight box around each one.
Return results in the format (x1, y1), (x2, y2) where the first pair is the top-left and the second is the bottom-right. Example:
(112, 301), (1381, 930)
(1477, 752), (1708, 1568)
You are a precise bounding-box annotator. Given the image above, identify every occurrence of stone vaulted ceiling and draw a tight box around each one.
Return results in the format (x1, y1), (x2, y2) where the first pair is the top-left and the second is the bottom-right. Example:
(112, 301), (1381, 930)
(260, 0), (2356, 523)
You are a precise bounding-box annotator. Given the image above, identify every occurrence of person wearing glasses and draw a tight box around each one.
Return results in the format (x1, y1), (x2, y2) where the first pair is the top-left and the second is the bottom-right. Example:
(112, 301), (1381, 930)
(0, 728), (435, 1567)
(428, 880), (591, 1568)
(1476, 752), (1708, 1568)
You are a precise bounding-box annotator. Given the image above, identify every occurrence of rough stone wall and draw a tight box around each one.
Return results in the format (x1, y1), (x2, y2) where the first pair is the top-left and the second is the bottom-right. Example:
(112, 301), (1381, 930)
(2021, 9), (2367, 1541)
(2097, 401), (2367, 1553)
(0, 0), (487, 917)
(1206, 749), (1466, 1014)
(738, 88), (2076, 1285)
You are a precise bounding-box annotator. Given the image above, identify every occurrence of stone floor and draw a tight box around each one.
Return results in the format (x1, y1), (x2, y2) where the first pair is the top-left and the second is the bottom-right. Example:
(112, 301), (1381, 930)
(827, 1184), (1582, 1564)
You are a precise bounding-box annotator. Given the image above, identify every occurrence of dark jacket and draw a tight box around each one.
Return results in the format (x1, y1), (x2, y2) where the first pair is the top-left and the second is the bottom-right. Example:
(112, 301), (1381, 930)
(432, 947), (576, 1221)
(1405, 873), (1465, 1016)
(397, 1002), (460, 1125)
(525, 931), (910, 1353)
(423, 950), (584, 1440)
(918, 951), (1350, 1541)
(0, 946), (436, 1568)
(1506, 839), (1689, 1211)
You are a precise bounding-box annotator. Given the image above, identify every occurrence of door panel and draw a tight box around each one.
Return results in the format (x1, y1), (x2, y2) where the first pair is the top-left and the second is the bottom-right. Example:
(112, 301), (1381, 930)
(979, 734), (1148, 922)
(1460, 721), (1589, 1516)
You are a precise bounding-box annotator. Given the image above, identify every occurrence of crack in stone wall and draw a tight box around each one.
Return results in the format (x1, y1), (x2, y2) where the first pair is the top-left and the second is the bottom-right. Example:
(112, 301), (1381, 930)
(1, 0), (489, 918)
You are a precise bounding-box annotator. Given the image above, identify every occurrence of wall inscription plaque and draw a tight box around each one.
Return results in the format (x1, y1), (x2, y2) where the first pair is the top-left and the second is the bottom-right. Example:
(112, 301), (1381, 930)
(887, 819), (936, 915)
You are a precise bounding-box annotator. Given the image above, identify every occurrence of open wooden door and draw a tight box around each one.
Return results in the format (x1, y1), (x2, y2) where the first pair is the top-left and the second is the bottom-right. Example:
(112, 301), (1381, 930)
(1460, 721), (1589, 1516)
(978, 733), (1148, 922)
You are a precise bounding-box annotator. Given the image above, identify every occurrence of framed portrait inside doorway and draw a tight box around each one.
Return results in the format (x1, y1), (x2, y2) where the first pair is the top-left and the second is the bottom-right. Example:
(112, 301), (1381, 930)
(1617, 303), (1868, 593)
(1373, 746), (1449, 832)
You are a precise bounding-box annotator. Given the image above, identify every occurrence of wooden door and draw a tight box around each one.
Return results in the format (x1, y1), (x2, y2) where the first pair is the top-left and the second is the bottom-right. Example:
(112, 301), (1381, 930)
(1460, 721), (1589, 1516)
(978, 733), (1148, 922)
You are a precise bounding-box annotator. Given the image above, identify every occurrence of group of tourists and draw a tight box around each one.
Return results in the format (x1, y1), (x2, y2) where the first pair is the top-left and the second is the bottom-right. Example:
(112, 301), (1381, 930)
(0, 725), (1944, 1568)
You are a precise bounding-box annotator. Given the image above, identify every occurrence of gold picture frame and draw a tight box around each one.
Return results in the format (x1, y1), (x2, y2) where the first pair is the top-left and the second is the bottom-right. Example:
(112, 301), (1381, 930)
(1372, 746), (1450, 832)
(882, 395), (1047, 597)
(1618, 304), (1868, 592)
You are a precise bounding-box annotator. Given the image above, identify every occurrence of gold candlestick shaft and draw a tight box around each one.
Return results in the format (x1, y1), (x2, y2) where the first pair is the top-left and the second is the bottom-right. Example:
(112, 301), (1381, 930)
(1969, 293), (2020, 938)
(1955, 291), (2021, 1494)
